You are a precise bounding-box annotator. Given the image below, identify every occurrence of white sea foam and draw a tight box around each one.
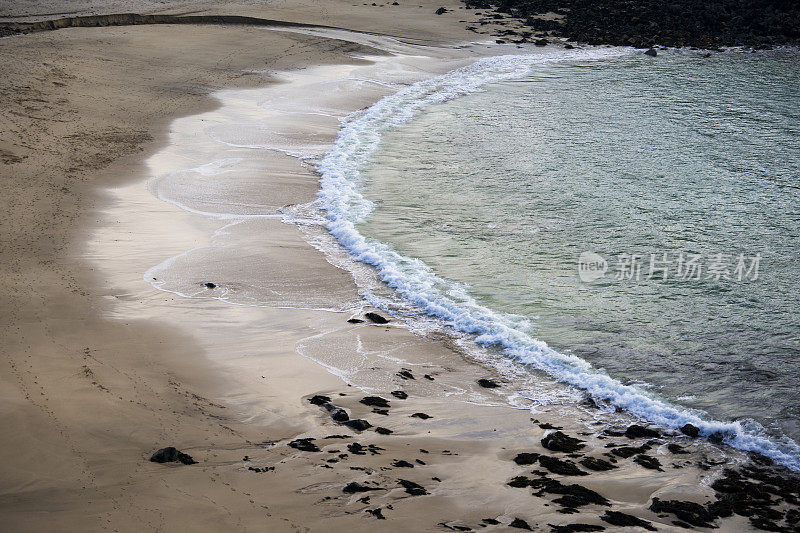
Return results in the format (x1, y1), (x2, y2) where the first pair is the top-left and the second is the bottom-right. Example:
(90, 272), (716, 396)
(317, 47), (800, 470)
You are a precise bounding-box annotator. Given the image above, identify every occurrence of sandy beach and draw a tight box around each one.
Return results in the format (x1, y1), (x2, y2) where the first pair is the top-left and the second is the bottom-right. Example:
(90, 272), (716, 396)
(1, 2), (799, 532)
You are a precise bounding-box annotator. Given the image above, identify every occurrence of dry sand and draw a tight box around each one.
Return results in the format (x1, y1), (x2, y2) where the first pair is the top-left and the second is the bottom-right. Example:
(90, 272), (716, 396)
(0, 2), (796, 532)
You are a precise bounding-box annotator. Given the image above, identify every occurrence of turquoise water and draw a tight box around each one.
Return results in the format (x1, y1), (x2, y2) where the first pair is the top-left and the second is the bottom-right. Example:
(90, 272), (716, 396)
(356, 50), (800, 445)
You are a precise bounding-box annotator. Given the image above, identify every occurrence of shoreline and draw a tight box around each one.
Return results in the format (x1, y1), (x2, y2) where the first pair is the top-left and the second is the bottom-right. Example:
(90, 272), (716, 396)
(1, 4), (799, 532)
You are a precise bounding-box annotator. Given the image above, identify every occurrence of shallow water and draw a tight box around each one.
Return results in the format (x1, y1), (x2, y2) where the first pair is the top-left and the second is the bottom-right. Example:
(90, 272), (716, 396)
(352, 49), (799, 450)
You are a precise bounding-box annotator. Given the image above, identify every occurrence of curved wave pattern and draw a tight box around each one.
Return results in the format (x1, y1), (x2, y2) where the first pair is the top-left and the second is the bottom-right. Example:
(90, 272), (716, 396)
(316, 48), (800, 470)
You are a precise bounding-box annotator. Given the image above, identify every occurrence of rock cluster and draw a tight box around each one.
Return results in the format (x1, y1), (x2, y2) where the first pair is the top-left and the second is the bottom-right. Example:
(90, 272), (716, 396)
(462, 0), (799, 48)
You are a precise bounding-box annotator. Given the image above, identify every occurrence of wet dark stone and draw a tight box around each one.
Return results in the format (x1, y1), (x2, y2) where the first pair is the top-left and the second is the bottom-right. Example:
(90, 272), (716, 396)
(366, 508), (385, 519)
(348, 442), (366, 455)
(397, 369), (415, 380)
(322, 403), (350, 422)
(288, 438), (320, 452)
(360, 396), (390, 408)
(601, 511), (656, 531)
(680, 424), (700, 438)
(435, 7), (448, 14)
(365, 312), (389, 324)
(610, 444), (651, 458)
(579, 457), (616, 471)
(343, 482), (379, 493)
(424, 374), (435, 381)
(668, 443), (690, 454)
(342, 419), (372, 431)
(534, 38), (549, 46)
(513, 452), (540, 465)
(347, 318), (364, 323)
(549, 525), (605, 533)
(391, 390), (408, 399)
(150, 447), (197, 465)
(542, 431), (585, 453)
(634, 454), (663, 471)
(308, 395), (331, 406)
(398, 478), (428, 495)
(644, 47), (658, 56)
(509, 518), (533, 530)
(482, 518), (501, 525)
(392, 460), (415, 468)
(373, 409), (388, 416)
(649, 498), (716, 528)
(375, 427), (393, 435)
(539, 456), (588, 476)
(531, 478), (610, 507)
(438, 522), (471, 531)
(477, 378), (500, 388)
(203, 282), (216, 289)
(625, 424), (660, 439)
(411, 412), (432, 419)
(508, 475), (532, 488)
(539, 423), (563, 430)
(247, 466), (274, 472)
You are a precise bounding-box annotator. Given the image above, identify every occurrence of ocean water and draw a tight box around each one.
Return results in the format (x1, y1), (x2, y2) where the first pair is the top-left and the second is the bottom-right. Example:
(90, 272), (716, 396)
(317, 48), (800, 468)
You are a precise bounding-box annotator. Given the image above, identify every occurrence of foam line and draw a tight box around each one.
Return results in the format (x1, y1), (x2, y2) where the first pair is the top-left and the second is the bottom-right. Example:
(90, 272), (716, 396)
(317, 48), (800, 470)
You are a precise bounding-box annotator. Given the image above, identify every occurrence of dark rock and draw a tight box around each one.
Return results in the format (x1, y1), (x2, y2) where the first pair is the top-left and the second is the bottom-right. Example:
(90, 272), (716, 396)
(509, 518), (532, 530)
(668, 443), (689, 454)
(348, 442), (366, 455)
(308, 394), (331, 406)
(513, 452), (540, 465)
(534, 38), (549, 46)
(360, 396), (390, 408)
(532, 478), (610, 507)
(564, 43), (574, 49)
(477, 378), (500, 388)
(649, 498), (716, 528)
(435, 7), (448, 14)
(288, 438), (320, 452)
(423, 374), (435, 381)
(548, 525), (605, 533)
(610, 444), (651, 458)
(539, 423), (563, 430)
(634, 454), (663, 471)
(391, 390), (408, 399)
(343, 482), (379, 493)
(508, 475), (532, 488)
(203, 282), (216, 289)
(150, 447), (197, 465)
(392, 460), (414, 468)
(364, 312), (389, 324)
(601, 511), (656, 531)
(411, 412), (432, 419)
(375, 427), (393, 435)
(347, 318), (364, 323)
(439, 522), (472, 531)
(328, 407), (350, 422)
(397, 369), (415, 380)
(625, 424), (660, 439)
(539, 456), (588, 476)
(644, 47), (657, 56)
(342, 419), (372, 431)
(680, 424), (700, 438)
(542, 431), (585, 453)
(398, 478), (428, 495)
(247, 466), (274, 472)
(482, 518), (501, 525)
(366, 508), (385, 519)
(579, 457), (616, 471)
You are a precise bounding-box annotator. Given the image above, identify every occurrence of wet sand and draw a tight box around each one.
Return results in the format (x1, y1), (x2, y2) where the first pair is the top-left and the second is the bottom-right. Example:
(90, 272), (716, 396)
(1, 2), (798, 532)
